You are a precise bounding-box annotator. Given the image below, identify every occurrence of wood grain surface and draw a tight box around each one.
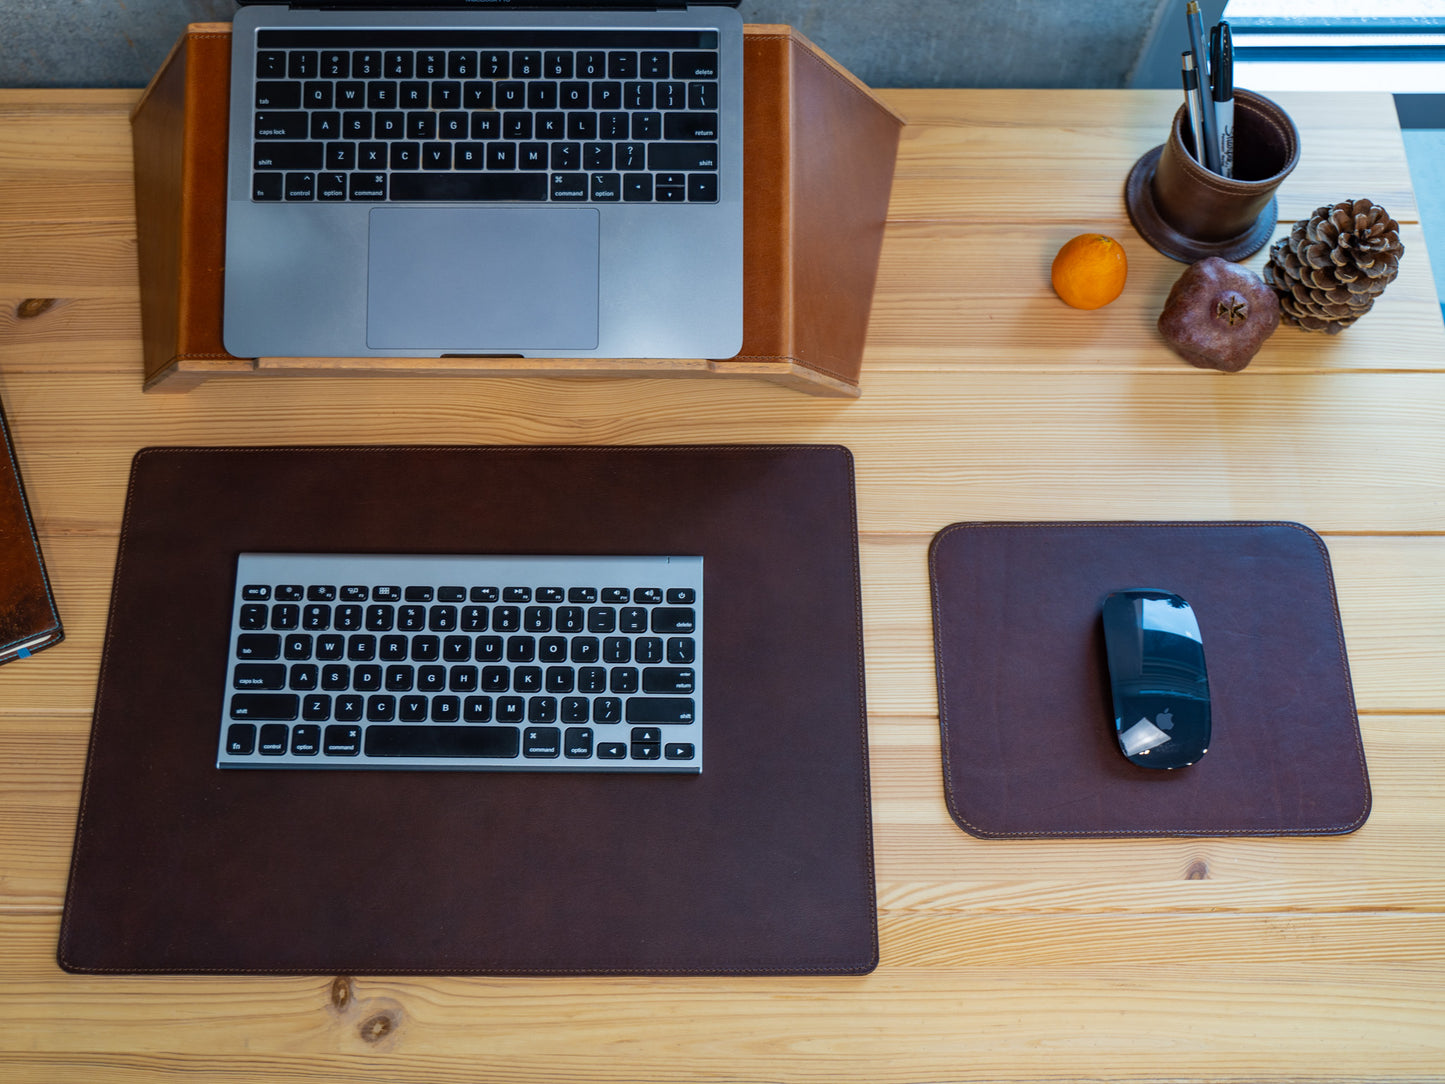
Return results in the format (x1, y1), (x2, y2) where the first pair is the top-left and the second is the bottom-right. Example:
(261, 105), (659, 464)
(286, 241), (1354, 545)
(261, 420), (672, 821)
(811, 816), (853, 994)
(1, 85), (1442, 1083)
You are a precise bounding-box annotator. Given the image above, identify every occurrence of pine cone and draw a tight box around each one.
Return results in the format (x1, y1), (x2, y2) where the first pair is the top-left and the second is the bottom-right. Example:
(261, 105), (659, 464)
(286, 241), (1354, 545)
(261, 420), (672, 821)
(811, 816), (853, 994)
(1262, 198), (1404, 333)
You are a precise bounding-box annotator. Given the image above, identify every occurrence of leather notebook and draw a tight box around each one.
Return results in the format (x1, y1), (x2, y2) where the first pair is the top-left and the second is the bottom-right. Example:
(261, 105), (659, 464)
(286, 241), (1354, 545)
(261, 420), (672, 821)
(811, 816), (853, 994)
(0, 397), (63, 665)
(929, 521), (1371, 839)
(59, 444), (876, 975)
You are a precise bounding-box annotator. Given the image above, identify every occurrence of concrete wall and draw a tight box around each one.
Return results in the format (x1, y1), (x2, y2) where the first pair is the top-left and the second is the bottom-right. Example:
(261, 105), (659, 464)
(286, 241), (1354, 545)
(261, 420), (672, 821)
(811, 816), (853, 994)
(2, 0), (1171, 89)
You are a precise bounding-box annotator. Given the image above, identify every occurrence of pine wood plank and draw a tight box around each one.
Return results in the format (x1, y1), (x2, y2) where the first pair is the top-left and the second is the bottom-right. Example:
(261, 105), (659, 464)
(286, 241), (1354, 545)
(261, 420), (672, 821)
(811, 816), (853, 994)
(863, 222), (1442, 372)
(878, 90), (1419, 224)
(0, 91), (139, 223)
(1, 913), (1442, 1084)
(1, 86), (1442, 1084)
(3, 369), (1443, 533)
(4, 220), (1438, 377)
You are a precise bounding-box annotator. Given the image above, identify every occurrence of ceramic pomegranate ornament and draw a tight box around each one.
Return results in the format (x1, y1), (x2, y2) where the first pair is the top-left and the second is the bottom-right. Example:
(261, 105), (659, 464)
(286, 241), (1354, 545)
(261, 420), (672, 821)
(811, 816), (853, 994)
(1158, 257), (1281, 372)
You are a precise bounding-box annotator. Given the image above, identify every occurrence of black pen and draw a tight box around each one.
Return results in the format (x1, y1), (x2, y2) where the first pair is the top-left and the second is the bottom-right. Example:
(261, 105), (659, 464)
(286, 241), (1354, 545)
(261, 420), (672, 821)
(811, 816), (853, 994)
(1210, 21), (1235, 178)
(1180, 51), (1209, 168)
(1185, 1), (1219, 172)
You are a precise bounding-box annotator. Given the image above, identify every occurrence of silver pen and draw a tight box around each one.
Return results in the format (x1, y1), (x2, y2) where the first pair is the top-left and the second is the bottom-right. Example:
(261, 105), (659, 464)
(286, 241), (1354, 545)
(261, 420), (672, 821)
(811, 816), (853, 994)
(1185, 1), (1220, 173)
(1181, 51), (1209, 168)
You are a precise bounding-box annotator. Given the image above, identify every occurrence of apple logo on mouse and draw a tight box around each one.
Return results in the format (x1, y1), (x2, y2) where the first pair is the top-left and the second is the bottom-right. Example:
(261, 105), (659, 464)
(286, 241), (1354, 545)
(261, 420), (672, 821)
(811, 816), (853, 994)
(1156, 708), (1174, 731)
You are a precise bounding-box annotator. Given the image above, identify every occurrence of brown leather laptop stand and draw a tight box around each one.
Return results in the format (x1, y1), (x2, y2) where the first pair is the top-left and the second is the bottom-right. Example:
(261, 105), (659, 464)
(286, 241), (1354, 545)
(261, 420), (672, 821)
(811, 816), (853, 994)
(59, 444), (877, 975)
(929, 521), (1371, 839)
(130, 24), (903, 394)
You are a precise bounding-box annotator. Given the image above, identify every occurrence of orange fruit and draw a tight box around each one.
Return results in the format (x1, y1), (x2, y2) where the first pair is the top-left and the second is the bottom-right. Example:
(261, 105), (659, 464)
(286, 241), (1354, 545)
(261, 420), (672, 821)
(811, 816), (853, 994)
(1051, 233), (1128, 310)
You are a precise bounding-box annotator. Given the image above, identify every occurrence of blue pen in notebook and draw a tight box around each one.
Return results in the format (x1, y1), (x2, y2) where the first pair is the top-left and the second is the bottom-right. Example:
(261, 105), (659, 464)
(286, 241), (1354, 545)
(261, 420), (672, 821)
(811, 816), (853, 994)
(1210, 21), (1235, 178)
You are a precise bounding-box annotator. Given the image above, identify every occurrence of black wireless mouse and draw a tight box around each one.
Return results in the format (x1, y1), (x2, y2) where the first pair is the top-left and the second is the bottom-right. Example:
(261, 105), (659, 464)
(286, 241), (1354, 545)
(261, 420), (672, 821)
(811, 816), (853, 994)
(1101, 589), (1211, 769)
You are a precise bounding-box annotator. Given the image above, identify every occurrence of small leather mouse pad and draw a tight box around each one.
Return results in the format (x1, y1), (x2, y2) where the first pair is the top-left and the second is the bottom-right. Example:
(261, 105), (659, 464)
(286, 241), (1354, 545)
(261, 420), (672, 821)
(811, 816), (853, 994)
(929, 522), (1370, 839)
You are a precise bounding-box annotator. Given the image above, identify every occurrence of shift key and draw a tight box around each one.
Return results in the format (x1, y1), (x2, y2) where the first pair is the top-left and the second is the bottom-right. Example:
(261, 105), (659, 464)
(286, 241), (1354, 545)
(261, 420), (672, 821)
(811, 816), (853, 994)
(253, 142), (323, 170)
(229, 693), (300, 720)
(626, 697), (695, 723)
(647, 143), (717, 171)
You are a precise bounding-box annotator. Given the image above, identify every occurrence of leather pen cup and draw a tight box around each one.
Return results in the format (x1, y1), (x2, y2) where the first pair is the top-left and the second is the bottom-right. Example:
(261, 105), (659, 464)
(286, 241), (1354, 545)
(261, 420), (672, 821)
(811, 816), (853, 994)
(1125, 88), (1300, 262)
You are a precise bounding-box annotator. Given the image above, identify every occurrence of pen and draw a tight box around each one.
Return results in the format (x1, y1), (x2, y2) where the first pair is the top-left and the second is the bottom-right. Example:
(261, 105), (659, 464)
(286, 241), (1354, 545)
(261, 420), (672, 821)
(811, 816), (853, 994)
(1185, 1), (1219, 173)
(1210, 21), (1235, 178)
(1181, 51), (1209, 168)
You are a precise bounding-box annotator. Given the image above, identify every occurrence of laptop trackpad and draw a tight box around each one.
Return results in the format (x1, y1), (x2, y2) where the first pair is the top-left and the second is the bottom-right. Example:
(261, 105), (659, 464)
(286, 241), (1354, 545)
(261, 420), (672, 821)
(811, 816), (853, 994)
(366, 207), (600, 352)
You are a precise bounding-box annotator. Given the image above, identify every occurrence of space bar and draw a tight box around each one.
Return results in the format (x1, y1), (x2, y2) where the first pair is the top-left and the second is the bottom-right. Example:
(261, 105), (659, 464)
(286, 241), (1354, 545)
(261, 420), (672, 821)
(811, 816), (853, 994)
(365, 725), (521, 758)
(388, 174), (548, 201)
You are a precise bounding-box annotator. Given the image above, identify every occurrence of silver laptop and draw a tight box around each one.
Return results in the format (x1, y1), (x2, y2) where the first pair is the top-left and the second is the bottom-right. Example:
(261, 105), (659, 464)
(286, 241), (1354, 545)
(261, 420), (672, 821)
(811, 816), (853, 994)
(223, 0), (744, 361)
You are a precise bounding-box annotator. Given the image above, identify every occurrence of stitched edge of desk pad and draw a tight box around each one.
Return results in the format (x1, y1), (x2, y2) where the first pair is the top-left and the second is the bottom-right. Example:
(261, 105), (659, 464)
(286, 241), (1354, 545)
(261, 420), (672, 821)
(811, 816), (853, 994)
(928, 521), (1371, 840)
(60, 445), (877, 975)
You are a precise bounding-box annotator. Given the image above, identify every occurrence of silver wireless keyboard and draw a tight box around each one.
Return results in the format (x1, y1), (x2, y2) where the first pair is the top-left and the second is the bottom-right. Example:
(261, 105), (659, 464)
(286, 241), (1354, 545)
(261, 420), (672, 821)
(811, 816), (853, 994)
(218, 553), (702, 772)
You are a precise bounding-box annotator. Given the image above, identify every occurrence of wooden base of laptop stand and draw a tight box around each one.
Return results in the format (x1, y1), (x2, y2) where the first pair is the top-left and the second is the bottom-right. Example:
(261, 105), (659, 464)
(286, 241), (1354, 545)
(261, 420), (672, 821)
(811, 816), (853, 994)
(131, 23), (904, 395)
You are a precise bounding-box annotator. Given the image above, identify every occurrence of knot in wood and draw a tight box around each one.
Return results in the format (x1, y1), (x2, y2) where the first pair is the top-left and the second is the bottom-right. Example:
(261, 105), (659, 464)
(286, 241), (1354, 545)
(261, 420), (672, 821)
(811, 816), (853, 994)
(360, 1012), (398, 1043)
(330, 975), (354, 1010)
(16, 298), (57, 319)
(1185, 859), (1210, 880)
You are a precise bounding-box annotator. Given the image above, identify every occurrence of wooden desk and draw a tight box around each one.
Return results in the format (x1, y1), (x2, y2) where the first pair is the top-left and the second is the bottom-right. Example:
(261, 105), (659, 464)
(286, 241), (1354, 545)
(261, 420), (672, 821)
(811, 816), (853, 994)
(2, 87), (1443, 1082)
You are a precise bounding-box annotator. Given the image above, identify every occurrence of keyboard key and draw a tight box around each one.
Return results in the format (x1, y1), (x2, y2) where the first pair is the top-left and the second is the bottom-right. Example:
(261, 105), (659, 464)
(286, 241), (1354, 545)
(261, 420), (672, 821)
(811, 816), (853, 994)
(674, 51), (720, 78)
(622, 173), (653, 202)
(253, 142), (322, 170)
(230, 693), (300, 721)
(255, 111), (308, 139)
(590, 173), (621, 201)
(349, 173), (387, 200)
(651, 607), (696, 633)
(291, 724), (321, 755)
(524, 727), (561, 757)
(664, 112), (719, 140)
(258, 724), (290, 755)
(283, 172), (316, 201)
(366, 725), (520, 758)
(234, 663), (286, 690)
(319, 172), (349, 201)
(388, 173), (547, 201)
(236, 633), (282, 660)
(288, 51), (318, 79)
(688, 82), (718, 110)
(625, 697), (695, 723)
(565, 727), (594, 758)
(226, 723), (256, 755)
(324, 724), (362, 755)
(255, 81), (301, 109)
(354, 51), (382, 78)
(648, 143), (718, 172)
(688, 175), (718, 203)
(643, 666), (695, 694)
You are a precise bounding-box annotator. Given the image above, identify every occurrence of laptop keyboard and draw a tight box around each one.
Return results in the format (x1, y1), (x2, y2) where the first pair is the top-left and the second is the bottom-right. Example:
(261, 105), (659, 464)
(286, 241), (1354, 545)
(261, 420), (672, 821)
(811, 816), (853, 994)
(218, 553), (702, 772)
(249, 29), (722, 204)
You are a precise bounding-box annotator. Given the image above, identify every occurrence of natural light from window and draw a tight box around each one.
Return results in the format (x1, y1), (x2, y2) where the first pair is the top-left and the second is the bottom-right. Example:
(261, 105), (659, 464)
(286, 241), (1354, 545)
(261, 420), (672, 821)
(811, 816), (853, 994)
(1223, 0), (1445, 91)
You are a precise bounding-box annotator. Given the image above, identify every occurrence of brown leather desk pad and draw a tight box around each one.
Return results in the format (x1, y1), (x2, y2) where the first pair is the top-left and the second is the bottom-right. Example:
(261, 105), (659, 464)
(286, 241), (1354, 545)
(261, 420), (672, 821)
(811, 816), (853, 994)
(60, 445), (876, 974)
(929, 522), (1370, 839)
